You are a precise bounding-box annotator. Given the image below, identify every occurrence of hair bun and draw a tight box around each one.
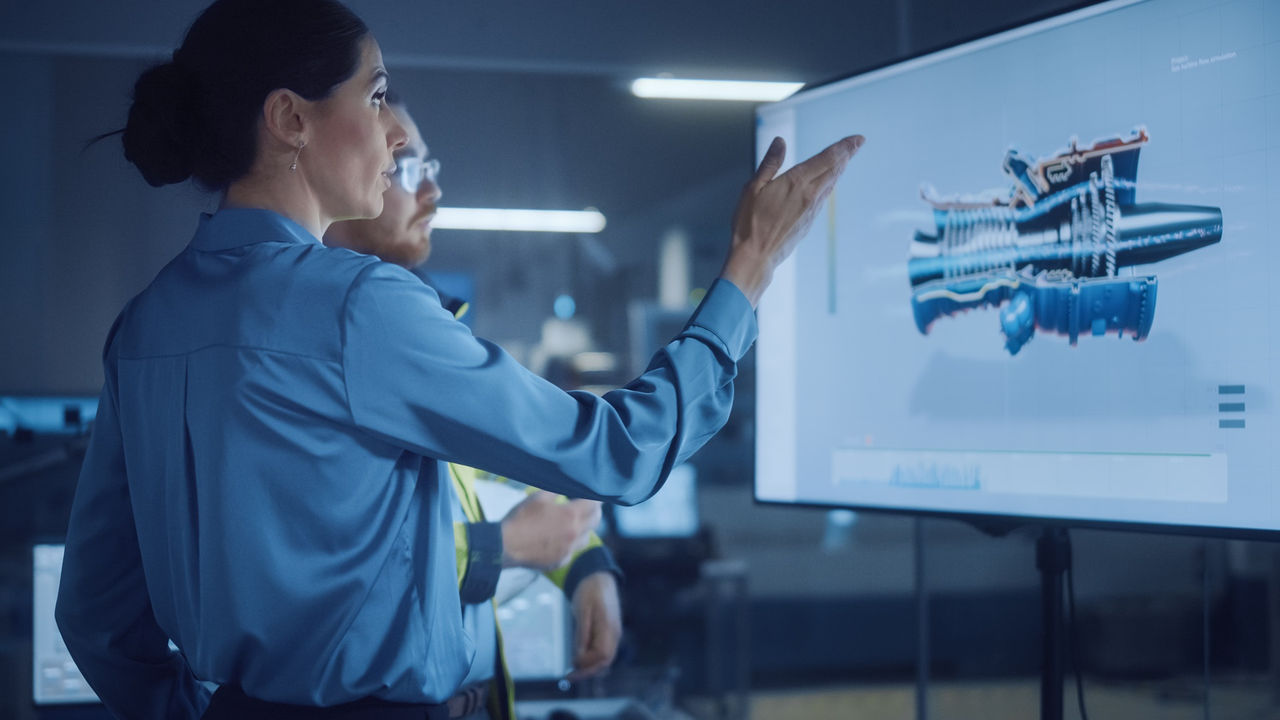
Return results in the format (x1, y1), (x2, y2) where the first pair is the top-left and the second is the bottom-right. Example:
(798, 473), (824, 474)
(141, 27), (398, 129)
(123, 61), (199, 187)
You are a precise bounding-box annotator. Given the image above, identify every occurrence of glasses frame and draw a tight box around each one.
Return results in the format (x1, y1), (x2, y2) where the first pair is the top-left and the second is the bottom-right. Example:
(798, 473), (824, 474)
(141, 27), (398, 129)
(392, 156), (441, 194)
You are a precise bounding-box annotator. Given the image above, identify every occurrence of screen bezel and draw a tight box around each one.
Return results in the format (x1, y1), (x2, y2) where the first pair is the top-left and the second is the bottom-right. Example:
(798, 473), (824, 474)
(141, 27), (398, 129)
(751, 0), (1280, 542)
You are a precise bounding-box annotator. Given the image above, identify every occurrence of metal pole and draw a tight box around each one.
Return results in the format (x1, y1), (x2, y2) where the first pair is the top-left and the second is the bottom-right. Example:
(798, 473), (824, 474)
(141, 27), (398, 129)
(914, 517), (929, 720)
(1036, 527), (1069, 720)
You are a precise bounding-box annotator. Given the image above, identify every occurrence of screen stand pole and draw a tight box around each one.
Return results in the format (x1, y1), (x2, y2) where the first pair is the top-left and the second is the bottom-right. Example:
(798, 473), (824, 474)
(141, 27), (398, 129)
(913, 517), (930, 720)
(1036, 526), (1070, 720)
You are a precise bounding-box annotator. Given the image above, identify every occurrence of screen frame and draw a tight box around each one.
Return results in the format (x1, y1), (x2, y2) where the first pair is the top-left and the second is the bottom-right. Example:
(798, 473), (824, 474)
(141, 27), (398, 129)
(751, 0), (1280, 542)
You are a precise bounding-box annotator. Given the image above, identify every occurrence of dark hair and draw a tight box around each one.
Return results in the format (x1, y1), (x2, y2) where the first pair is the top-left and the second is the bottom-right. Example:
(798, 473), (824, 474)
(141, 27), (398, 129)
(123, 0), (369, 189)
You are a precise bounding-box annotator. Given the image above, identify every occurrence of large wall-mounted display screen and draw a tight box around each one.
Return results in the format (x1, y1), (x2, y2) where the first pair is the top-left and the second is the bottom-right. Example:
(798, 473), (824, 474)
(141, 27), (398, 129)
(755, 0), (1279, 535)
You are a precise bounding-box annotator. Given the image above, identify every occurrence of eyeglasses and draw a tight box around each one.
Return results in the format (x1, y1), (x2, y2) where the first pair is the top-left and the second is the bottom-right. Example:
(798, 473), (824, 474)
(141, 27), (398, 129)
(392, 156), (441, 194)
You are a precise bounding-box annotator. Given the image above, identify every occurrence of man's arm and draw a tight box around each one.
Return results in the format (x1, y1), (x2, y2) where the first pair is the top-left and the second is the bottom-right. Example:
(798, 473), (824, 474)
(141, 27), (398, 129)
(451, 465), (601, 603)
(451, 483), (624, 678)
(567, 571), (622, 679)
(545, 537), (624, 679)
(55, 338), (209, 720)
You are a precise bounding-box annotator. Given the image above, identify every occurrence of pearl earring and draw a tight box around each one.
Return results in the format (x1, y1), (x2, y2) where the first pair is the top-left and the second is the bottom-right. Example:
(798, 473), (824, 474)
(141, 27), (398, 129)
(289, 141), (306, 172)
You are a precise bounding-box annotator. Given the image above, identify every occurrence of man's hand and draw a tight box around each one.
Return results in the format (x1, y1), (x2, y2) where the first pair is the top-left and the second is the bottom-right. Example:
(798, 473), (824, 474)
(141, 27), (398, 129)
(721, 134), (864, 307)
(500, 491), (601, 570)
(568, 572), (622, 679)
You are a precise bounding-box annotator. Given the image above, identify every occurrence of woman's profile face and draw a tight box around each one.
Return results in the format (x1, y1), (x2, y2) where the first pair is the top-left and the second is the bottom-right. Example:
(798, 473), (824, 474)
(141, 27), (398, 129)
(326, 107), (442, 269)
(303, 35), (407, 223)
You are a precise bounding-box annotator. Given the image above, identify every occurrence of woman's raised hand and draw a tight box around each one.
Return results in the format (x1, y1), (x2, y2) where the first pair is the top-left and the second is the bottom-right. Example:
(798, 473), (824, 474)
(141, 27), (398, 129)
(720, 134), (864, 307)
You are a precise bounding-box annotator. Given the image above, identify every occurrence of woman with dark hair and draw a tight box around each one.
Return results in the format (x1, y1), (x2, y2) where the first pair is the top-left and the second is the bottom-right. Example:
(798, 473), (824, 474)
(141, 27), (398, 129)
(54, 0), (862, 717)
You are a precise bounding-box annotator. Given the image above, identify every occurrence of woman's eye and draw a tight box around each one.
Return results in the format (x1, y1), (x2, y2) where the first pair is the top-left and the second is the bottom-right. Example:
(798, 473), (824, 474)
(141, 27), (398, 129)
(372, 90), (387, 107)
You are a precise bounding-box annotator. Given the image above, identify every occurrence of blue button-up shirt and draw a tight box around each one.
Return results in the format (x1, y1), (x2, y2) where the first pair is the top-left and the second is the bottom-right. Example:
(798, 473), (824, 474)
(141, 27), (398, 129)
(55, 208), (756, 719)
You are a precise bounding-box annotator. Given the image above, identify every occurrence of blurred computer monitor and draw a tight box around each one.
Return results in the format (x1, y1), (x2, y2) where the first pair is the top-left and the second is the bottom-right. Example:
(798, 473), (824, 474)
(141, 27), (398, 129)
(32, 543), (99, 705)
(613, 463), (698, 539)
(2, 397), (98, 436)
(495, 577), (573, 681)
(470, 479), (575, 681)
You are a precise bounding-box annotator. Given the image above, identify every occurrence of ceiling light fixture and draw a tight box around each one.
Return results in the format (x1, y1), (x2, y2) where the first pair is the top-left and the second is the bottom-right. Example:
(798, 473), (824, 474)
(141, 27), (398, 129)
(433, 208), (607, 233)
(630, 77), (804, 102)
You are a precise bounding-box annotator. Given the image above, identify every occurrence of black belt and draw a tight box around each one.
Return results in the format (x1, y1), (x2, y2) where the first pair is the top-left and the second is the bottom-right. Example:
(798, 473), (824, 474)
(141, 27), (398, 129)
(204, 684), (488, 720)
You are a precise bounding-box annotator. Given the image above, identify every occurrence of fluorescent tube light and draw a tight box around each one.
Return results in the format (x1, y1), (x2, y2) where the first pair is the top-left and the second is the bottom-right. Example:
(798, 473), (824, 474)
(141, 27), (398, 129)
(433, 208), (607, 233)
(631, 78), (804, 102)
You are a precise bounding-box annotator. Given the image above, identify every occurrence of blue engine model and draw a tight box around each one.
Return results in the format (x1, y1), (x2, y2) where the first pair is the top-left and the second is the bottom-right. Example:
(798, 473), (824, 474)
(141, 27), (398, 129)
(907, 128), (1222, 355)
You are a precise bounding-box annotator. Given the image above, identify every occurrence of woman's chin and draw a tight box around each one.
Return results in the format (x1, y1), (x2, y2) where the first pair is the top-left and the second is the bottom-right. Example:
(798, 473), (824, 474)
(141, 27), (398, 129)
(335, 199), (384, 223)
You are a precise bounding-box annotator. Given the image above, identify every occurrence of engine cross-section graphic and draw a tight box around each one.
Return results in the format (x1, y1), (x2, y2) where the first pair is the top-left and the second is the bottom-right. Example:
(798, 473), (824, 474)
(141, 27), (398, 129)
(907, 129), (1222, 355)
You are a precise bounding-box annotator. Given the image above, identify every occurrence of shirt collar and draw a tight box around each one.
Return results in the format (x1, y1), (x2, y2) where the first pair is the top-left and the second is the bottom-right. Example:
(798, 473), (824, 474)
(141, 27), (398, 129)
(189, 207), (324, 252)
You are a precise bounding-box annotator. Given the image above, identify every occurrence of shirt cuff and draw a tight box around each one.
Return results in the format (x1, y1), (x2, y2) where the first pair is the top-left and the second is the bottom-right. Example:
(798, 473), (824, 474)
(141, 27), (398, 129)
(686, 278), (758, 361)
(563, 546), (624, 599)
(460, 522), (504, 604)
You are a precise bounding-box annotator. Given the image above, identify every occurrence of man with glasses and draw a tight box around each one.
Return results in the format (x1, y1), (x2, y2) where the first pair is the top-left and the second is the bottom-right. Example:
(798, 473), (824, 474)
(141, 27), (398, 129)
(325, 91), (624, 720)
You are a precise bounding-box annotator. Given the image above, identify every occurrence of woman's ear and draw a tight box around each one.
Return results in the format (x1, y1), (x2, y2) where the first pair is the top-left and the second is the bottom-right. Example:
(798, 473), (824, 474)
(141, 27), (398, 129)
(262, 88), (308, 150)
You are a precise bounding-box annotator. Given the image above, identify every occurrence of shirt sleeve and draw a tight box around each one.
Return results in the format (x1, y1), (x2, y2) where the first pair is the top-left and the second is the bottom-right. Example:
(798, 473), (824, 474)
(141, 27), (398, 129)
(343, 265), (756, 506)
(55, 326), (210, 720)
(457, 521), (504, 604)
(556, 543), (623, 599)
